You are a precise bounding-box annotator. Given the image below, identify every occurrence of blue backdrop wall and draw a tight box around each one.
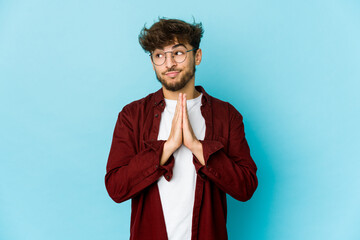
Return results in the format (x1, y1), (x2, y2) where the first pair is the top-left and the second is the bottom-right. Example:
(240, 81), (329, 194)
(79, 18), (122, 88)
(1, 1), (359, 239)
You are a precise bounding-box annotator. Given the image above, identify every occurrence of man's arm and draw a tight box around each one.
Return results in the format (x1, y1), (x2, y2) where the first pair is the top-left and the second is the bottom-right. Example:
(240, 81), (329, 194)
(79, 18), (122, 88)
(185, 100), (258, 202)
(105, 106), (173, 203)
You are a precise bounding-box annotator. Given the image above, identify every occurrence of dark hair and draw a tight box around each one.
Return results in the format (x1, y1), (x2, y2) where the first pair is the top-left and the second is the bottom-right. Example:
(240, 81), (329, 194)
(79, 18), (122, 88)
(139, 18), (204, 53)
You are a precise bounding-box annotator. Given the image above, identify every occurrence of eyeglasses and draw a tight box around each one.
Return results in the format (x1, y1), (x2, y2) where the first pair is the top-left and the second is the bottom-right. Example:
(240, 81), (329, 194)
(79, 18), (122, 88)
(150, 46), (197, 66)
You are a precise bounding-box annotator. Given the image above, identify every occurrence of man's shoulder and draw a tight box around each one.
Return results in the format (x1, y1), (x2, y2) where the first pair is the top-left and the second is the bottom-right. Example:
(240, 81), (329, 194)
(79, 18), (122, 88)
(206, 92), (242, 120)
(199, 86), (233, 108)
(120, 90), (158, 114)
(206, 92), (234, 109)
(208, 94), (228, 106)
(124, 92), (154, 107)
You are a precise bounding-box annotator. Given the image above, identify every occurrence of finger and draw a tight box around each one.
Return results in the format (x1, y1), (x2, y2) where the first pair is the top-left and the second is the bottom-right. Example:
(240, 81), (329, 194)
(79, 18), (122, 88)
(182, 94), (189, 130)
(179, 93), (183, 125)
(182, 94), (195, 137)
(177, 93), (182, 113)
(174, 93), (181, 120)
(178, 93), (183, 121)
(183, 94), (189, 120)
(183, 93), (187, 116)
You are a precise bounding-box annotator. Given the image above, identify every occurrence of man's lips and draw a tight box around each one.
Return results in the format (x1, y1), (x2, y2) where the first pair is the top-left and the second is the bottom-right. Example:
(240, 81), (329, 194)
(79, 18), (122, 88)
(165, 71), (180, 78)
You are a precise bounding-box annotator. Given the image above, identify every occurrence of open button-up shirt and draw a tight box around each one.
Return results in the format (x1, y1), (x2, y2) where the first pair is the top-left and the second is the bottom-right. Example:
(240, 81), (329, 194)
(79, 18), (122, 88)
(105, 86), (258, 240)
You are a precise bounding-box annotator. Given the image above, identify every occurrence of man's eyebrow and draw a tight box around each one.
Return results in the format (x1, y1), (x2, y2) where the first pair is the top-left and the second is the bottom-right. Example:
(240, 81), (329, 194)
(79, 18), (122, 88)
(155, 43), (186, 51)
(172, 43), (186, 49)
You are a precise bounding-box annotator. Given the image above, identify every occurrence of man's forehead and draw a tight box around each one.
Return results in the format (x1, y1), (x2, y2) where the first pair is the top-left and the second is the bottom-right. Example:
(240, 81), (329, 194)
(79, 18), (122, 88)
(155, 39), (191, 51)
(156, 43), (187, 50)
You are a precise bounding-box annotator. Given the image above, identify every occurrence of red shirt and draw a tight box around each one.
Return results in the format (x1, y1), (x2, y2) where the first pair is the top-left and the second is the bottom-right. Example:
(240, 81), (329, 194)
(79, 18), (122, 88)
(105, 86), (258, 240)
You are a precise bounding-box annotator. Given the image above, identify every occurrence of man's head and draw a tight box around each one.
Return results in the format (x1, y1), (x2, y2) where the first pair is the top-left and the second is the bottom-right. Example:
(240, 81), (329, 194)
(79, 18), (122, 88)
(139, 18), (204, 92)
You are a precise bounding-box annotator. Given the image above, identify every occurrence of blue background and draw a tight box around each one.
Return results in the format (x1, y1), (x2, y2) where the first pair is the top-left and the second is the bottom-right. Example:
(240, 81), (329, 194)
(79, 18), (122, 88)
(1, 0), (359, 239)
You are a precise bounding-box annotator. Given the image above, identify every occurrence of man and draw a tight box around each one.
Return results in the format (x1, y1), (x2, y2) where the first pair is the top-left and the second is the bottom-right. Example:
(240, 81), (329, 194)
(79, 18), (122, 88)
(105, 18), (258, 240)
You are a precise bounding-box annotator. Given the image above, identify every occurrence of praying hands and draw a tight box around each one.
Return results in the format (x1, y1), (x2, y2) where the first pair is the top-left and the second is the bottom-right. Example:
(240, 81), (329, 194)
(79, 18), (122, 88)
(160, 93), (205, 166)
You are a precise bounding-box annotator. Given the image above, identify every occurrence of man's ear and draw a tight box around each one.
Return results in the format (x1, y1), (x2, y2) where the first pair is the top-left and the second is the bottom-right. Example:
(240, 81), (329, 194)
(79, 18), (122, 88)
(195, 48), (202, 65)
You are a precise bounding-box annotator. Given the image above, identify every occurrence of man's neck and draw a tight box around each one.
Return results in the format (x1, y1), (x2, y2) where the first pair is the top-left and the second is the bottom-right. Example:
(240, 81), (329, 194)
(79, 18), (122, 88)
(162, 81), (201, 100)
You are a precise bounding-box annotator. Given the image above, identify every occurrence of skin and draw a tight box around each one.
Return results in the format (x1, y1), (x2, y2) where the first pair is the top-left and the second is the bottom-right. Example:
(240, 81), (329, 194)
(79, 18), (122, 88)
(151, 41), (205, 166)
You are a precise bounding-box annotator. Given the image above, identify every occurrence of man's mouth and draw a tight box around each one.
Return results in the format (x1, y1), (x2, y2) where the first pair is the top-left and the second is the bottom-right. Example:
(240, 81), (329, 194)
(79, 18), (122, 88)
(165, 71), (180, 78)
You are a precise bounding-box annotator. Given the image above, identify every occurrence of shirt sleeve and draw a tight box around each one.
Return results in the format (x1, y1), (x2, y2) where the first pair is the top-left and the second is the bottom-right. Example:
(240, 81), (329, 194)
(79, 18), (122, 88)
(105, 106), (174, 203)
(193, 104), (258, 202)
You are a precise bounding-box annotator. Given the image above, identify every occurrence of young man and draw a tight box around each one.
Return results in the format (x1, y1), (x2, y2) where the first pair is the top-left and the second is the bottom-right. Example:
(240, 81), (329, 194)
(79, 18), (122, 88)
(105, 18), (258, 240)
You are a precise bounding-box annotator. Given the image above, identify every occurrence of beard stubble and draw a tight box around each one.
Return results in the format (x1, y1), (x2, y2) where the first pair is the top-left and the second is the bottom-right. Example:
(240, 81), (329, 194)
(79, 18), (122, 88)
(155, 64), (196, 92)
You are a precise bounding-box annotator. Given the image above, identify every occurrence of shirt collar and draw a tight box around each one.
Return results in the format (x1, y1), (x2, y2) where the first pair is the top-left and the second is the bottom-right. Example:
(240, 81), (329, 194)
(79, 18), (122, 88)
(153, 85), (211, 107)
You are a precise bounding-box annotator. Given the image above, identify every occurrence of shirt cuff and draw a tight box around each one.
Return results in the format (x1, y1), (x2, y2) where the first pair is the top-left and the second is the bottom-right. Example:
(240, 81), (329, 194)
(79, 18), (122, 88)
(193, 139), (224, 172)
(144, 140), (174, 181)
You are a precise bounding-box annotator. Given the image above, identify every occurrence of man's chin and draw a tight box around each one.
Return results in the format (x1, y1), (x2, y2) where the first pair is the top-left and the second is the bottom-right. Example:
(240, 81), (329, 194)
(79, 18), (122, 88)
(158, 78), (183, 92)
(163, 83), (184, 92)
(156, 69), (194, 92)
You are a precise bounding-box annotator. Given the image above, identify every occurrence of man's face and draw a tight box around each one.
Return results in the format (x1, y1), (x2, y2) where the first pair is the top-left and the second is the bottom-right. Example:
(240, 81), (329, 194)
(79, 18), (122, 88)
(151, 42), (201, 92)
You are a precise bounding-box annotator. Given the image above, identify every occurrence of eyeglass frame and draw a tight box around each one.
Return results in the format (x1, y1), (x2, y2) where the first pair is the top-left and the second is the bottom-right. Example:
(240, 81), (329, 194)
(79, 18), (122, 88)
(149, 45), (198, 66)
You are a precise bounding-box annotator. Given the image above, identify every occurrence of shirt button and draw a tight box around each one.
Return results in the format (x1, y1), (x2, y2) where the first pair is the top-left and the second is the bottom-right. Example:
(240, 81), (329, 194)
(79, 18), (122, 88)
(160, 102), (164, 106)
(154, 102), (157, 106)
(154, 165), (159, 169)
(165, 175), (170, 180)
(155, 113), (159, 118)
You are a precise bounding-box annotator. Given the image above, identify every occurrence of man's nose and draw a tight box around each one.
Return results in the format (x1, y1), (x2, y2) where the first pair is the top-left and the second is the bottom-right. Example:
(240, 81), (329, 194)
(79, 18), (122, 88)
(164, 53), (177, 69)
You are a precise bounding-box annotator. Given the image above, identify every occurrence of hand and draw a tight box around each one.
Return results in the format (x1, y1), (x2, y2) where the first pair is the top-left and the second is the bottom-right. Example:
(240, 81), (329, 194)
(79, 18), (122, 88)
(160, 93), (205, 166)
(182, 93), (199, 150)
(167, 93), (183, 151)
(182, 94), (205, 165)
(160, 93), (183, 165)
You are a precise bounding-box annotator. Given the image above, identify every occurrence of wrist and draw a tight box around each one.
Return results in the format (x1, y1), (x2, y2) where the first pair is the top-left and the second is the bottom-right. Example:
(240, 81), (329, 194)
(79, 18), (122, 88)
(161, 141), (173, 166)
(164, 140), (179, 154)
(190, 140), (205, 166)
(189, 139), (201, 152)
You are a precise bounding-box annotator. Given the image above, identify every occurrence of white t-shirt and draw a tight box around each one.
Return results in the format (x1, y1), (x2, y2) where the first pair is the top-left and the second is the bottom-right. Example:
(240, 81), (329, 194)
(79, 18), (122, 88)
(157, 93), (205, 240)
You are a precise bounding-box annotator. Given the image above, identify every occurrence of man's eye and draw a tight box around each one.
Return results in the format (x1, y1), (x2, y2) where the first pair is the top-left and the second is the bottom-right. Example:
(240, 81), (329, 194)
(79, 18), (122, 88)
(174, 51), (184, 56)
(155, 53), (163, 58)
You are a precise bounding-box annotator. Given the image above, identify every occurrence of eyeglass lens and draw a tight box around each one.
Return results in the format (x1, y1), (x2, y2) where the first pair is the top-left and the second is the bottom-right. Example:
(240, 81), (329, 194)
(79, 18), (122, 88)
(152, 46), (188, 65)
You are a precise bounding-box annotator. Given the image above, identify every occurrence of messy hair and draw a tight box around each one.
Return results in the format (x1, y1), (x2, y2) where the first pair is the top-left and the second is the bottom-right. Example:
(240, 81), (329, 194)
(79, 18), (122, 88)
(139, 18), (204, 53)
